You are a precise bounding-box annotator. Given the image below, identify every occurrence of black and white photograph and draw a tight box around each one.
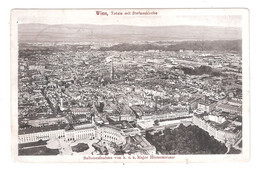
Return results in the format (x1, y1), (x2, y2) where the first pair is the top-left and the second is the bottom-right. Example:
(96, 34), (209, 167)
(10, 9), (250, 162)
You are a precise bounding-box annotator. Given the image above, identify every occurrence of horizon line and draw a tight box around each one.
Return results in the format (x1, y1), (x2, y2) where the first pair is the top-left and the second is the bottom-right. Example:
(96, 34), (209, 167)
(18, 23), (242, 29)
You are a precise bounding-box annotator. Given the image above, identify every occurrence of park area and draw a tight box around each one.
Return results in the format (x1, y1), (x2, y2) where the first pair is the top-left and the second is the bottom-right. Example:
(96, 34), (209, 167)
(18, 137), (101, 156)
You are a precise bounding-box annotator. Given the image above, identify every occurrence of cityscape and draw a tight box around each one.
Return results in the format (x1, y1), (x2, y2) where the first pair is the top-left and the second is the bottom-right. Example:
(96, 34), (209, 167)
(17, 22), (243, 156)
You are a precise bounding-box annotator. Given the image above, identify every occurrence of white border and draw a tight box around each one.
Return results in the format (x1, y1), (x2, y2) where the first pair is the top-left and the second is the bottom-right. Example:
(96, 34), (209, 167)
(10, 8), (250, 163)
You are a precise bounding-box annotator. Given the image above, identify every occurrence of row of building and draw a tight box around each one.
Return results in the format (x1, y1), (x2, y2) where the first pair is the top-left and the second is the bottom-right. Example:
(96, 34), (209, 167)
(18, 121), (156, 155)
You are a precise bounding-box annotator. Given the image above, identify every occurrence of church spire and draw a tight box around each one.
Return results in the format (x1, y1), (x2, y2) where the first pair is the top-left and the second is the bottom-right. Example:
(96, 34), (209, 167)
(111, 61), (115, 80)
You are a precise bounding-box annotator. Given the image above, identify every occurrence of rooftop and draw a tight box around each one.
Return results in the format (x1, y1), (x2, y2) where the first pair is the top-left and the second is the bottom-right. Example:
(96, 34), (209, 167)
(19, 123), (67, 135)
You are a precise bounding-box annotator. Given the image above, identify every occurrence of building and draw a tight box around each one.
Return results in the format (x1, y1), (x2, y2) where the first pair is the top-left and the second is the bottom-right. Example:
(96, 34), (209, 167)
(71, 107), (91, 115)
(18, 122), (96, 143)
(25, 115), (68, 127)
(197, 99), (217, 113)
(18, 124), (67, 144)
(216, 104), (242, 115)
(228, 99), (242, 107)
(192, 114), (242, 146)
(123, 135), (156, 155)
(140, 109), (190, 122)
(122, 128), (141, 136)
(96, 124), (126, 145)
(188, 97), (203, 110)
(65, 123), (96, 141)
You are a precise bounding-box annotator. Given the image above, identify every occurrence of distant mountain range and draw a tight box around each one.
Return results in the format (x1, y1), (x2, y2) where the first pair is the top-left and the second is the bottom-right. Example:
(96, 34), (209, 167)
(18, 24), (241, 43)
(100, 40), (242, 52)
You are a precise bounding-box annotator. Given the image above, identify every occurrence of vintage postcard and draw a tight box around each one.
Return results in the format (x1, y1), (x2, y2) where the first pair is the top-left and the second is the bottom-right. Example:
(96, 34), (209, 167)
(10, 9), (250, 163)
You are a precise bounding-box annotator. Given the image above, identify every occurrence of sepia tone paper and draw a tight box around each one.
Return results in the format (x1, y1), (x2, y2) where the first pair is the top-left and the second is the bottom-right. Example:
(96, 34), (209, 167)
(10, 9), (250, 163)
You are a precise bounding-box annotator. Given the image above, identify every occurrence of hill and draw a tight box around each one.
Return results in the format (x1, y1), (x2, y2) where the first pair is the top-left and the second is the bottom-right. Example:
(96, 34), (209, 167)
(18, 24), (241, 43)
(100, 40), (242, 52)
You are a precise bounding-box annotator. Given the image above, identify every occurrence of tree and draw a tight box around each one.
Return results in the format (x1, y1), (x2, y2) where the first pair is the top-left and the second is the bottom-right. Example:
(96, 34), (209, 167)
(146, 124), (228, 155)
(154, 120), (159, 126)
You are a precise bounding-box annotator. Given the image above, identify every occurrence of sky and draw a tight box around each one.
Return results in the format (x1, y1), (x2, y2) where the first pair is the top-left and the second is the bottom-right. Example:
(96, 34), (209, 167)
(12, 9), (245, 27)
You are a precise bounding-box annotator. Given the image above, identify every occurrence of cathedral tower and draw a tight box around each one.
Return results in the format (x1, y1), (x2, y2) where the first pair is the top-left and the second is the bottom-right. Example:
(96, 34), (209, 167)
(110, 61), (115, 80)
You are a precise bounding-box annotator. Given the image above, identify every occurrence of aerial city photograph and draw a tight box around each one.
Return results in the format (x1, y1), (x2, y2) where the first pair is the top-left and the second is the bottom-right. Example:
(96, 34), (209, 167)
(16, 11), (243, 156)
